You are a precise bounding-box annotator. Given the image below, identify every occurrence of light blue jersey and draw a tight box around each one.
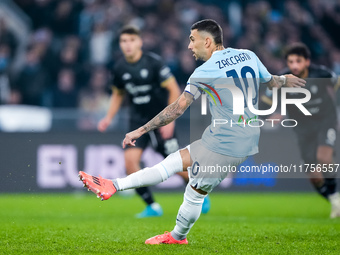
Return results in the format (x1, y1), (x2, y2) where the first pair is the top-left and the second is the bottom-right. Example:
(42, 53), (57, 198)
(185, 48), (272, 157)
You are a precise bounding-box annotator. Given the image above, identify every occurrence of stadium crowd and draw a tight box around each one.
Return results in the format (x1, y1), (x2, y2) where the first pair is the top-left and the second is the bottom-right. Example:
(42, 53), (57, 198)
(0, 0), (340, 110)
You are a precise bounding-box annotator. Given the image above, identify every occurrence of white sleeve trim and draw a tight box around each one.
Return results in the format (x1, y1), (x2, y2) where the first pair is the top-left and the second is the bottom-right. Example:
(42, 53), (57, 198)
(185, 83), (202, 100)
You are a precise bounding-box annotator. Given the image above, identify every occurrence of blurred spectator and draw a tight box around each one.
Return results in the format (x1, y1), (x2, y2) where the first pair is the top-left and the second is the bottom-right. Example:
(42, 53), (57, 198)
(49, 0), (80, 38)
(175, 50), (196, 89)
(228, 1), (242, 37)
(19, 0), (54, 30)
(0, 44), (11, 104)
(141, 30), (160, 53)
(78, 66), (110, 129)
(0, 18), (18, 58)
(78, 0), (106, 40)
(6, 0), (340, 111)
(49, 68), (78, 108)
(161, 42), (178, 73)
(56, 44), (81, 80)
(79, 66), (110, 112)
(16, 46), (50, 106)
(30, 28), (56, 80)
(332, 50), (340, 75)
(89, 22), (114, 65)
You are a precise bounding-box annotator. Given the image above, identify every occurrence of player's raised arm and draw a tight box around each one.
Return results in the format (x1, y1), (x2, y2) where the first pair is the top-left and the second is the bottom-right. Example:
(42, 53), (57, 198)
(122, 91), (193, 148)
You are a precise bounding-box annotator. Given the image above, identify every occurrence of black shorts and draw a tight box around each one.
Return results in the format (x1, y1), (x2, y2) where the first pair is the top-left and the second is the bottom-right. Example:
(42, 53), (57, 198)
(126, 121), (179, 157)
(295, 117), (337, 164)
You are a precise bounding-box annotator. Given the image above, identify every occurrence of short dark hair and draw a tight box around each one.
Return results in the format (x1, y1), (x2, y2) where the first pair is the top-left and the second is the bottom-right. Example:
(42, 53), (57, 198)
(284, 42), (311, 59)
(119, 25), (141, 37)
(191, 19), (223, 45)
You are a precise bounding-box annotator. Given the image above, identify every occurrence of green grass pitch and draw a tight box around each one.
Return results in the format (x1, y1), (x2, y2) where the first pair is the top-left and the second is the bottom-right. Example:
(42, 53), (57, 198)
(0, 192), (339, 254)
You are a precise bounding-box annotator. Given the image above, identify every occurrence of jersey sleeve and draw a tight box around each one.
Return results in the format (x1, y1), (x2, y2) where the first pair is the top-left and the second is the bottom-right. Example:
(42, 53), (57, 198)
(111, 65), (125, 90)
(320, 65), (338, 87)
(159, 65), (173, 83)
(184, 81), (201, 100)
(330, 70), (338, 86)
(153, 56), (173, 85)
(255, 55), (272, 83)
(184, 69), (211, 100)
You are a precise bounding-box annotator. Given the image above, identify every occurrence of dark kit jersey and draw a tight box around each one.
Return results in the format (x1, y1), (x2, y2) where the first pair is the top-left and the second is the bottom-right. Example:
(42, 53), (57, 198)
(280, 64), (338, 124)
(111, 52), (173, 123)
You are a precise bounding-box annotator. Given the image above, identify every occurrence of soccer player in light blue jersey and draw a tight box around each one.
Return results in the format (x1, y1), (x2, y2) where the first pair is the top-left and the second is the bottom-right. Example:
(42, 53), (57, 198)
(79, 19), (305, 244)
(186, 47), (273, 158)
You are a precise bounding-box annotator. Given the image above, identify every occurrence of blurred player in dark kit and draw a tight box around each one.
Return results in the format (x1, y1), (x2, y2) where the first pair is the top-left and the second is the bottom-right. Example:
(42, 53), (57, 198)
(263, 43), (340, 218)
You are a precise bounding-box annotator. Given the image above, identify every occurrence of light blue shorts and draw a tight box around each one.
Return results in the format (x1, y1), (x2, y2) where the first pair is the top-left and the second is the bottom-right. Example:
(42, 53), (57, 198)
(186, 140), (247, 193)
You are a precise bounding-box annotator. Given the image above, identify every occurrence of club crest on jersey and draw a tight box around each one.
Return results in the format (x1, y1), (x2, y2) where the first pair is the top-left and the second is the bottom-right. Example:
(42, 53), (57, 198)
(122, 73), (131, 80)
(189, 82), (222, 106)
(140, 69), (149, 78)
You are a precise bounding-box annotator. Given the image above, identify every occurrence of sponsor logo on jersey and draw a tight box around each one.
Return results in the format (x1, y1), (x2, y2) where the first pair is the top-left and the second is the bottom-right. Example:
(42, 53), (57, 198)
(125, 83), (152, 95)
(189, 82), (222, 106)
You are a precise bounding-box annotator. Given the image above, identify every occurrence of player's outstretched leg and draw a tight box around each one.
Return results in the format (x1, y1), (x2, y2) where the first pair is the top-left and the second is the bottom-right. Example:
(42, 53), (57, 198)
(79, 149), (187, 200)
(78, 171), (117, 201)
(145, 184), (206, 245)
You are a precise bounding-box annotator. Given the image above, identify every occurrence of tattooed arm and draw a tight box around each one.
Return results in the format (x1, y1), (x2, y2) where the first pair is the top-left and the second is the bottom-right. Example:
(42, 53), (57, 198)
(122, 92), (194, 148)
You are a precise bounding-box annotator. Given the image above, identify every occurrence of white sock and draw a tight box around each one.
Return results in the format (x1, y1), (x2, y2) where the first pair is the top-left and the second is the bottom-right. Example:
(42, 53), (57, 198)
(171, 184), (206, 240)
(115, 150), (183, 191)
